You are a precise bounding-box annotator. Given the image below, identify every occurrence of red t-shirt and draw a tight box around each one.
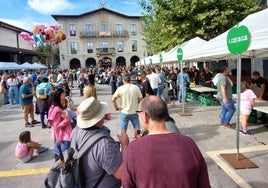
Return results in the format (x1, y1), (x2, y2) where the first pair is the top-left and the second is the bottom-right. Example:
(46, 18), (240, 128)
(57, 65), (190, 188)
(122, 133), (211, 188)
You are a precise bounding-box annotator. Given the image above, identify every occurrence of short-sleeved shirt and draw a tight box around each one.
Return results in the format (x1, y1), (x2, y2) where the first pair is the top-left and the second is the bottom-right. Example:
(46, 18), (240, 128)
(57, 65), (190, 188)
(241, 89), (257, 110)
(216, 74), (233, 99)
(139, 79), (154, 98)
(204, 72), (213, 82)
(73, 128), (122, 188)
(113, 83), (142, 114)
(122, 133), (211, 188)
(37, 82), (53, 96)
(177, 72), (190, 86)
(19, 84), (33, 105)
(15, 142), (28, 157)
(146, 73), (161, 89)
(251, 77), (268, 94)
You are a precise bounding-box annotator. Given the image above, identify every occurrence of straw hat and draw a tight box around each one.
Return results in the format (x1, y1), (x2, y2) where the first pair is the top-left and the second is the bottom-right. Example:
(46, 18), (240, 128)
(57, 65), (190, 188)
(77, 97), (108, 129)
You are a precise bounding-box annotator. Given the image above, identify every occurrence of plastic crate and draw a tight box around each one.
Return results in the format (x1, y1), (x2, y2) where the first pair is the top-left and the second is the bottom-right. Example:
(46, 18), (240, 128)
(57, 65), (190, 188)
(247, 109), (257, 123)
(187, 92), (199, 101)
(199, 96), (213, 106)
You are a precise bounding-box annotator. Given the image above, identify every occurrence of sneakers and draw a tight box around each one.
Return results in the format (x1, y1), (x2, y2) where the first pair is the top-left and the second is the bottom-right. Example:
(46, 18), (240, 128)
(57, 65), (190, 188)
(42, 124), (47, 129)
(37, 146), (48, 154)
(221, 124), (235, 130)
(25, 122), (34, 127)
(240, 130), (254, 136)
(31, 120), (40, 125)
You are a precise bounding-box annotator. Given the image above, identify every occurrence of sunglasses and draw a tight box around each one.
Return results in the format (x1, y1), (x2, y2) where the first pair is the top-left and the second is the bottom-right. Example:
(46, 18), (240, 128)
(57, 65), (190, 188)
(136, 110), (143, 114)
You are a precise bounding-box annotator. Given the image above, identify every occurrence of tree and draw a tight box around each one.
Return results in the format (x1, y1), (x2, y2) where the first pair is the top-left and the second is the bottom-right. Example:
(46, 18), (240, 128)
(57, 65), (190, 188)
(140, 0), (265, 53)
(34, 45), (59, 67)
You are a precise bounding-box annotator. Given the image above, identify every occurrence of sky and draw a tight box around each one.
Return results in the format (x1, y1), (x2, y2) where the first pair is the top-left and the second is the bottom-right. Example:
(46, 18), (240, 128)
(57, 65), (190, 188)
(0, 0), (144, 31)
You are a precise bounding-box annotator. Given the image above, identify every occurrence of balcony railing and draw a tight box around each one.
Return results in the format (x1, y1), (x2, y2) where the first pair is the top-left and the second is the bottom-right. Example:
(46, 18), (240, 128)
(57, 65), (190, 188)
(96, 48), (115, 56)
(80, 30), (129, 38)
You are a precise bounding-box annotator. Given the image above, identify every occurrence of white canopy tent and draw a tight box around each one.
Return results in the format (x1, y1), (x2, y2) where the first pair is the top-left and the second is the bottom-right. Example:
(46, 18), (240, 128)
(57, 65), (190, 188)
(184, 8), (268, 158)
(189, 8), (268, 61)
(20, 62), (47, 69)
(163, 37), (208, 63)
(137, 8), (268, 67)
(32, 62), (47, 69)
(138, 37), (207, 66)
(20, 62), (33, 69)
(0, 62), (21, 70)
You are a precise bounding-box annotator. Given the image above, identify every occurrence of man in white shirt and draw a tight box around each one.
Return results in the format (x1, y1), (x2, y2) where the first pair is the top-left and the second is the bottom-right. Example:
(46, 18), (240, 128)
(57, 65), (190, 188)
(56, 70), (63, 83)
(146, 67), (161, 95)
(112, 73), (143, 133)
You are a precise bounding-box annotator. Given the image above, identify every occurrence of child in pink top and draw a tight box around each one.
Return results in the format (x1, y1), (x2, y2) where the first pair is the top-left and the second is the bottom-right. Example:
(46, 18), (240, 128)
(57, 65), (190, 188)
(15, 131), (48, 163)
(47, 88), (72, 161)
(240, 81), (257, 135)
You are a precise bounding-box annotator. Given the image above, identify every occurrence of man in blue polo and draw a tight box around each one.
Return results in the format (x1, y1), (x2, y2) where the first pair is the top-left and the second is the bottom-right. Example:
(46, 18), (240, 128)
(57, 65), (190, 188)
(19, 77), (40, 127)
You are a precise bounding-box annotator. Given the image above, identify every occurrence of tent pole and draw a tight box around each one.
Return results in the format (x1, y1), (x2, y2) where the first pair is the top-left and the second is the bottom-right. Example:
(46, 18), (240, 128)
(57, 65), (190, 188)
(180, 61), (185, 113)
(236, 54), (241, 160)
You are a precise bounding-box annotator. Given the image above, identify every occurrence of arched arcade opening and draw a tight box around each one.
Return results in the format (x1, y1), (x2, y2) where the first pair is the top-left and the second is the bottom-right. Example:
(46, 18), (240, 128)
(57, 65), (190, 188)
(116, 56), (126, 67)
(130, 56), (140, 67)
(99, 57), (112, 69)
(69, 58), (81, 69)
(86, 58), (97, 67)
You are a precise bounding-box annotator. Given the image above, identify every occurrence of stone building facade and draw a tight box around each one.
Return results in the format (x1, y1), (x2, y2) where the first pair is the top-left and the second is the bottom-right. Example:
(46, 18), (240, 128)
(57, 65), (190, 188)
(52, 7), (146, 69)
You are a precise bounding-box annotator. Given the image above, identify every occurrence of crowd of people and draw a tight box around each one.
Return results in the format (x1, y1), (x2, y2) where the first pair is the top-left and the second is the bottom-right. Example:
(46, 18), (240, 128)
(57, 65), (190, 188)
(0, 63), (268, 187)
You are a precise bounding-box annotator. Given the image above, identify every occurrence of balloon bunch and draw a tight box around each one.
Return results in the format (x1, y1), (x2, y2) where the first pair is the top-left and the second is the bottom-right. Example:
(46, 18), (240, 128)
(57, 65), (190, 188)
(20, 24), (66, 46)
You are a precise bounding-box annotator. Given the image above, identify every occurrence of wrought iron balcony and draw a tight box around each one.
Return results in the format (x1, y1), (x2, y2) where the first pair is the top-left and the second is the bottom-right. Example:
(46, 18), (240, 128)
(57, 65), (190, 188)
(96, 47), (115, 56)
(80, 30), (129, 38)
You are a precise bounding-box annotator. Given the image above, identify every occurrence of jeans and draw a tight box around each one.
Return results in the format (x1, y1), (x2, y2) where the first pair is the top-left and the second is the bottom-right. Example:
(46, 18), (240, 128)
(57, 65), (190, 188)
(119, 113), (140, 131)
(4, 93), (9, 104)
(157, 86), (165, 102)
(152, 88), (158, 95)
(40, 112), (47, 127)
(178, 86), (187, 102)
(53, 141), (70, 156)
(218, 98), (235, 125)
(9, 86), (19, 105)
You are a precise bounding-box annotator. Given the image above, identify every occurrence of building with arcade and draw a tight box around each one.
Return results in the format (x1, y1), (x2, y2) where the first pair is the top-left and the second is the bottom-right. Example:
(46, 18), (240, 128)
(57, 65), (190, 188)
(52, 6), (146, 69)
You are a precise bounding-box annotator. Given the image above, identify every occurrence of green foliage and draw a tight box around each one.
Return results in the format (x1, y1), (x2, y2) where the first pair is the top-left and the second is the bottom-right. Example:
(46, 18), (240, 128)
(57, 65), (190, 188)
(140, 0), (265, 53)
(33, 45), (59, 66)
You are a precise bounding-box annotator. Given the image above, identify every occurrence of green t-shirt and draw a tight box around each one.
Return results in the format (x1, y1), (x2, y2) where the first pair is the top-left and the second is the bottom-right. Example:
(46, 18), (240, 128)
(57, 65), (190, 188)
(216, 74), (233, 99)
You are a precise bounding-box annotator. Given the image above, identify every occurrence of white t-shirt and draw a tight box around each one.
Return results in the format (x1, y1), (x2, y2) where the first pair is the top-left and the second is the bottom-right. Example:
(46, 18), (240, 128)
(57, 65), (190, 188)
(146, 73), (161, 89)
(7, 78), (18, 86)
(113, 83), (142, 114)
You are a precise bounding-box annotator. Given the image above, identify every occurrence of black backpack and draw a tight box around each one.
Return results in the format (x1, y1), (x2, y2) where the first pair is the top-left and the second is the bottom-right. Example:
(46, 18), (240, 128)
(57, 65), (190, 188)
(44, 129), (108, 188)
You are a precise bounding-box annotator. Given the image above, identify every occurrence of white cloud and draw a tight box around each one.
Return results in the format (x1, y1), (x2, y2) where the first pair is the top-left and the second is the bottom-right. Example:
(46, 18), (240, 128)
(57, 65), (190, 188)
(27, 0), (73, 14)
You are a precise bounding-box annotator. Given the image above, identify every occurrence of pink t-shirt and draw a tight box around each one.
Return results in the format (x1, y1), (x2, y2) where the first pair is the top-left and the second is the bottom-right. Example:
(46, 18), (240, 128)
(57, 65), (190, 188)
(15, 142), (28, 157)
(240, 89), (257, 110)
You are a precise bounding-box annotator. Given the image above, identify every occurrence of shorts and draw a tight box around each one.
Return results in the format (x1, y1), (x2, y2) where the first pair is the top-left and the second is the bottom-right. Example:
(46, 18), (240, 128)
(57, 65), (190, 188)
(17, 155), (32, 163)
(240, 108), (252, 115)
(53, 141), (71, 155)
(119, 113), (140, 130)
(22, 103), (34, 116)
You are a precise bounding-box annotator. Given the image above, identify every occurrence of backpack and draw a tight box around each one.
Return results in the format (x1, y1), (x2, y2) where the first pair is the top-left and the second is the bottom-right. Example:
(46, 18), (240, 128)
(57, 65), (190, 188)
(43, 129), (108, 188)
(36, 83), (50, 99)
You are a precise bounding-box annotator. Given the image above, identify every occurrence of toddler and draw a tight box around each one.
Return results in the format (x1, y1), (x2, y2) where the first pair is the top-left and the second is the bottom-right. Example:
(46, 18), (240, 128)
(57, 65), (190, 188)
(15, 131), (48, 163)
(240, 81), (257, 135)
